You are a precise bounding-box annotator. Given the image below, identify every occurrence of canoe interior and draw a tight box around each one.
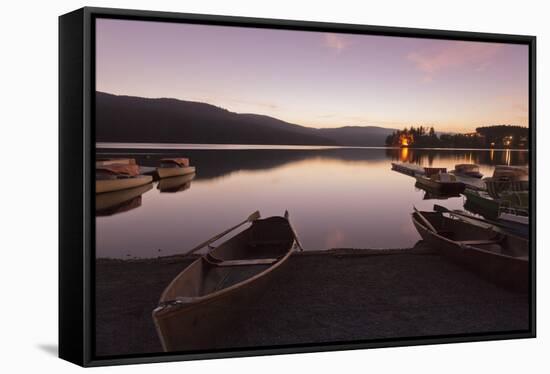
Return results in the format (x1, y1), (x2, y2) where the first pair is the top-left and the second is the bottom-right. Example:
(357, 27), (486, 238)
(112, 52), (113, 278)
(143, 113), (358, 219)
(160, 216), (295, 302)
(413, 211), (528, 258)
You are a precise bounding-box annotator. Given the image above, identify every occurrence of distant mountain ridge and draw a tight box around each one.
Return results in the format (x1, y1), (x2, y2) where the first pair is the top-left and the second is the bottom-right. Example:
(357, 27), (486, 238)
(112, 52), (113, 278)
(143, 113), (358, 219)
(96, 92), (398, 146)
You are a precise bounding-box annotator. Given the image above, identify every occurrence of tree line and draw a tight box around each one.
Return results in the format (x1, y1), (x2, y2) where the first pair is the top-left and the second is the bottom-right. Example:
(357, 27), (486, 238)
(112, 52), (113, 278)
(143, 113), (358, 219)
(385, 125), (528, 148)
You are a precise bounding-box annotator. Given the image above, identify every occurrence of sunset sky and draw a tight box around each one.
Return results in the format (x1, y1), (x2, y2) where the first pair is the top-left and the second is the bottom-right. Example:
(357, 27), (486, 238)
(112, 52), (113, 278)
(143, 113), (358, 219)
(96, 18), (529, 133)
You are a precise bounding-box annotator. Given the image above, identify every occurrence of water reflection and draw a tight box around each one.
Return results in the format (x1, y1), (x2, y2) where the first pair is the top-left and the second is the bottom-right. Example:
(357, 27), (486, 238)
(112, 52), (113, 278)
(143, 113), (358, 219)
(96, 147), (529, 258)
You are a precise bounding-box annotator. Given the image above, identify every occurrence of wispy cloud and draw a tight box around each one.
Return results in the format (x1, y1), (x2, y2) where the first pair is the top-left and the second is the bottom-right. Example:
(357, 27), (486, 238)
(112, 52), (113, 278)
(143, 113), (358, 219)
(407, 41), (503, 80)
(323, 33), (352, 53)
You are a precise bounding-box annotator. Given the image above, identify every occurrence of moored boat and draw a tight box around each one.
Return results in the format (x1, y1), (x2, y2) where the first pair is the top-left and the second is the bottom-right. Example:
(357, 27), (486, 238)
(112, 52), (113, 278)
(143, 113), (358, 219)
(451, 164), (483, 178)
(157, 173), (195, 193)
(152, 211), (301, 352)
(157, 158), (196, 179)
(463, 188), (529, 221)
(96, 183), (153, 216)
(415, 172), (466, 194)
(96, 158), (136, 167)
(96, 162), (153, 194)
(412, 208), (528, 291)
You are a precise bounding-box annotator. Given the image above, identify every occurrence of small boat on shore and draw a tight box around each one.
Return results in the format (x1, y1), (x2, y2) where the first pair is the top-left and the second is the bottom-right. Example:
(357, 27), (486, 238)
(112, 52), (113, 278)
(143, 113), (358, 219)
(153, 211), (301, 352)
(412, 207), (528, 291)
(157, 158), (196, 179)
(415, 172), (466, 194)
(96, 161), (153, 194)
(451, 164), (483, 179)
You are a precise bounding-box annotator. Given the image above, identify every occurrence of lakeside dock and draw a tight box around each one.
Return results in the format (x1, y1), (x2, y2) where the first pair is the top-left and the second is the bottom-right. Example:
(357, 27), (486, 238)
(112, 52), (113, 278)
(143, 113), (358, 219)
(96, 246), (529, 357)
(391, 162), (486, 190)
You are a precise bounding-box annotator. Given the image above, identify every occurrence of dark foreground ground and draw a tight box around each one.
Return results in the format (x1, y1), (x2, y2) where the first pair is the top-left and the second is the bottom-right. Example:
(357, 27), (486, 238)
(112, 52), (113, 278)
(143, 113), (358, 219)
(95, 245), (529, 357)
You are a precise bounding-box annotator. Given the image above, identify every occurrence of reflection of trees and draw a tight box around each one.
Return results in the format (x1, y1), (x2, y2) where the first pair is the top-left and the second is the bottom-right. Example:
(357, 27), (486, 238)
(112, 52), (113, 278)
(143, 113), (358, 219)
(385, 148), (529, 167)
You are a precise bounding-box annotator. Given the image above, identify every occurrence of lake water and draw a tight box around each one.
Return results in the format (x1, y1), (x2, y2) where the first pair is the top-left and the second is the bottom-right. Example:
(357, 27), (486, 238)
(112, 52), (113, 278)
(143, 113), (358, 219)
(95, 145), (529, 258)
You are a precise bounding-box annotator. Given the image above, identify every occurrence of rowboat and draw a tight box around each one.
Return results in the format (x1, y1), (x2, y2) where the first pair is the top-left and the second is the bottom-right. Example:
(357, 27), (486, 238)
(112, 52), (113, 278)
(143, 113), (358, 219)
(157, 158), (196, 179)
(152, 211), (301, 352)
(412, 208), (528, 291)
(157, 173), (195, 193)
(95, 158), (135, 167)
(96, 183), (153, 216)
(415, 173), (466, 194)
(96, 162), (153, 194)
(414, 181), (460, 200)
(451, 164), (483, 178)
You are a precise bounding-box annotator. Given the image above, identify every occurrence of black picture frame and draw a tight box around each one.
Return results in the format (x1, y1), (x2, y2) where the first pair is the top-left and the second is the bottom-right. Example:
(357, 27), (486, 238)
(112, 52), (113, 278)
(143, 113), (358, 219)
(59, 6), (536, 367)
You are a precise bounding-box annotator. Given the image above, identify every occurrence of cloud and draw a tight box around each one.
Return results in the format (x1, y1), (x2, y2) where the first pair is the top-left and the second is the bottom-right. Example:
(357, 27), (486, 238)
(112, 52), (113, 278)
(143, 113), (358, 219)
(323, 33), (352, 53)
(407, 41), (503, 79)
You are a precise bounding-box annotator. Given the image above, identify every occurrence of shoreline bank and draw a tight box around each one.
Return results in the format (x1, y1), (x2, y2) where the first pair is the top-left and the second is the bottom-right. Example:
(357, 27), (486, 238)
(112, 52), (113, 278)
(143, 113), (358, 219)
(96, 246), (528, 357)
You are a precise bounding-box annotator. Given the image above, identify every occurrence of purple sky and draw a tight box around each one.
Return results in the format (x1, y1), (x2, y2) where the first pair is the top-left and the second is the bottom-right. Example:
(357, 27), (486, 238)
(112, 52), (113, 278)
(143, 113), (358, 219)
(96, 18), (528, 132)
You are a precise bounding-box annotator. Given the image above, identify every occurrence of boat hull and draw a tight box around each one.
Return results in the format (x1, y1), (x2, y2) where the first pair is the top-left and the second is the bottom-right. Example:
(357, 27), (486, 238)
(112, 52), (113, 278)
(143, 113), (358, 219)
(96, 183), (153, 216)
(96, 175), (153, 194)
(152, 216), (296, 352)
(157, 166), (196, 179)
(415, 176), (465, 194)
(412, 212), (528, 292)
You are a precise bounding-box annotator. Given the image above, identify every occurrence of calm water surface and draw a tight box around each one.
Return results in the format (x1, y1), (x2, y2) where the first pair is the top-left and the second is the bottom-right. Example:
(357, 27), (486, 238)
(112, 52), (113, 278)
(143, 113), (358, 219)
(95, 145), (528, 258)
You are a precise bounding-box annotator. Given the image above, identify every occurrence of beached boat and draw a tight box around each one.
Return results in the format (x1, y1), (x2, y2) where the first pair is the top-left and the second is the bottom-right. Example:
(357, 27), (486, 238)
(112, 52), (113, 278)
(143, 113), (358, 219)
(415, 172), (465, 194)
(412, 208), (528, 291)
(96, 183), (153, 216)
(153, 212), (301, 352)
(157, 173), (195, 193)
(451, 164), (483, 178)
(96, 162), (153, 194)
(157, 158), (196, 179)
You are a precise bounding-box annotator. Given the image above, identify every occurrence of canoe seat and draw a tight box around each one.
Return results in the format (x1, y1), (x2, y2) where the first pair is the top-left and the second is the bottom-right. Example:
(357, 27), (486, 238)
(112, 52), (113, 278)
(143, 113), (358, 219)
(250, 239), (290, 247)
(215, 258), (278, 267)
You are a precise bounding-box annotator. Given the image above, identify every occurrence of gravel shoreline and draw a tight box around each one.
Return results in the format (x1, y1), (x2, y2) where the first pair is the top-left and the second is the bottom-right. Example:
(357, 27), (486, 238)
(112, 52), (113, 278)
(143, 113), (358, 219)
(95, 245), (529, 357)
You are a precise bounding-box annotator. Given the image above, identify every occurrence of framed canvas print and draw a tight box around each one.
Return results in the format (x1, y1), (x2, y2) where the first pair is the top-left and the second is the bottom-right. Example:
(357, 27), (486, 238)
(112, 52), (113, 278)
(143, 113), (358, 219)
(59, 7), (536, 367)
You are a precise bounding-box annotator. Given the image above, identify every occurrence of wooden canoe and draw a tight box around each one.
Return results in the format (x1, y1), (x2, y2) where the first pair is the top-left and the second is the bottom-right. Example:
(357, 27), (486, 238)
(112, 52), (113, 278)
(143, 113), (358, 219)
(96, 175), (153, 194)
(152, 214), (298, 352)
(412, 210), (528, 292)
(157, 166), (196, 179)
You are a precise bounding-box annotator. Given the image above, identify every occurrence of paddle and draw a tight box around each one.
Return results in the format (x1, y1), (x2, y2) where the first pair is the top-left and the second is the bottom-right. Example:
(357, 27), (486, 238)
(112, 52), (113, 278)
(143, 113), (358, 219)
(181, 211), (261, 257)
(413, 206), (438, 233)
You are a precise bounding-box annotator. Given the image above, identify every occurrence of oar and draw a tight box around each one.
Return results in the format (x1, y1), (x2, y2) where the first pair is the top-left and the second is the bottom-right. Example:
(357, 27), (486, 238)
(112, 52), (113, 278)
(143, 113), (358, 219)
(181, 211), (261, 257)
(413, 206), (438, 233)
